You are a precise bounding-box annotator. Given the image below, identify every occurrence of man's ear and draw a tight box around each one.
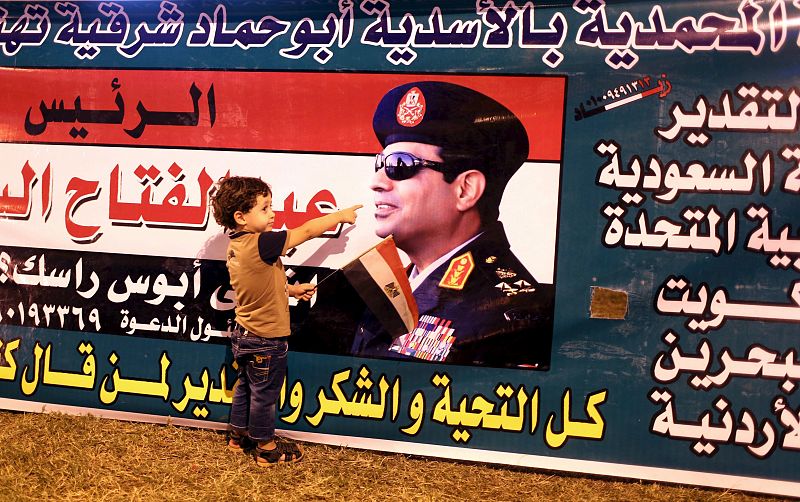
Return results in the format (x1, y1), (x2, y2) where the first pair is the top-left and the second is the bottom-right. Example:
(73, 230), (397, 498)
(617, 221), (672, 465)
(454, 170), (486, 212)
(233, 210), (247, 226)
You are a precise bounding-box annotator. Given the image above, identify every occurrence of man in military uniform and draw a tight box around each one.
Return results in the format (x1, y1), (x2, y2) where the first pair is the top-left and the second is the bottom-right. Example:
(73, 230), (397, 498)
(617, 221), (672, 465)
(350, 81), (555, 369)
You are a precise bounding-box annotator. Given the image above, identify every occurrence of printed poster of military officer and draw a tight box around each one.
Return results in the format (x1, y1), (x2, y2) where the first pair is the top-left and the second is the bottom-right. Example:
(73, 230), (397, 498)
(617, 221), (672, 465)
(292, 75), (563, 370)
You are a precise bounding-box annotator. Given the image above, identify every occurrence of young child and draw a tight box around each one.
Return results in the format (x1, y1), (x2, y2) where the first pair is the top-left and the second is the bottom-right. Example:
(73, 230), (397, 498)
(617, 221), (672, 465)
(211, 176), (361, 466)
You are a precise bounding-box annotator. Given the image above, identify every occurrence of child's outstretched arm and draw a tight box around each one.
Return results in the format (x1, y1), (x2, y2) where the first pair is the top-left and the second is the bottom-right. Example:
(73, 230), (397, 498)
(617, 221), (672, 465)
(283, 204), (362, 252)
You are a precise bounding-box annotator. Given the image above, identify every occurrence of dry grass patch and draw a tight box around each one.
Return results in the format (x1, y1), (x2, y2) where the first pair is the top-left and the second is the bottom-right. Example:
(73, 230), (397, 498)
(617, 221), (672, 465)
(0, 411), (782, 502)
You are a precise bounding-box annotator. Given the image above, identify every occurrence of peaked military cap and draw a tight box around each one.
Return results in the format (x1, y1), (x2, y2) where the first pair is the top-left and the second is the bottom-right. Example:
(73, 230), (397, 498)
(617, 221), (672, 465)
(372, 81), (530, 187)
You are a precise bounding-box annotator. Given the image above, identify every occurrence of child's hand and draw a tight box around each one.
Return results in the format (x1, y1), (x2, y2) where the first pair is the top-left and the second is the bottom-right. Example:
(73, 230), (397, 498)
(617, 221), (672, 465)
(339, 204), (363, 225)
(290, 282), (317, 301)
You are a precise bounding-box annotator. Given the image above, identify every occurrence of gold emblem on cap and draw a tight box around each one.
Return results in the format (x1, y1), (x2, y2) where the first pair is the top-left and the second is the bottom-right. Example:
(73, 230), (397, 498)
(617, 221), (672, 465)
(485, 256), (497, 264)
(439, 252), (475, 290)
(396, 87), (426, 127)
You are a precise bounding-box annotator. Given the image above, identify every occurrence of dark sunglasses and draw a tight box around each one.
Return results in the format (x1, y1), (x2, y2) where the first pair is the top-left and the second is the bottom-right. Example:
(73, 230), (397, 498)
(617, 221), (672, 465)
(374, 152), (457, 181)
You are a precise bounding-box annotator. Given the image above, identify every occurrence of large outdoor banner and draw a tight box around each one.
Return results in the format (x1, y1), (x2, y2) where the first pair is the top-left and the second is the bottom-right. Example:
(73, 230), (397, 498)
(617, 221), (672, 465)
(0, 0), (798, 497)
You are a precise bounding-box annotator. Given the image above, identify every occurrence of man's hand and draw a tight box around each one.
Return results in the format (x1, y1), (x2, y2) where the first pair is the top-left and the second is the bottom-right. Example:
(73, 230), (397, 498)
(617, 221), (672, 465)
(289, 282), (317, 301)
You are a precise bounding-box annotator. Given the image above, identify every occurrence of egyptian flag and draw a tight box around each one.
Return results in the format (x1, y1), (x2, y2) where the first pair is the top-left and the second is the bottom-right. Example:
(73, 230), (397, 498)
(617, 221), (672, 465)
(342, 237), (418, 337)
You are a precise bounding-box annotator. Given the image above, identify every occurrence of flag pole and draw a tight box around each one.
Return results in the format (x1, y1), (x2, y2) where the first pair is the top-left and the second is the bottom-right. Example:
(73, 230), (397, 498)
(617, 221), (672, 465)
(314, 268), (339, 286)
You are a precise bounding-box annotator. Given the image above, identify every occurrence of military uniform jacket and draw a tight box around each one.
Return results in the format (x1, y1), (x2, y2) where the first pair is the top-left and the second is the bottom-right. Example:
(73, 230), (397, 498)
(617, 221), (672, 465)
(351, 221), (554, 368)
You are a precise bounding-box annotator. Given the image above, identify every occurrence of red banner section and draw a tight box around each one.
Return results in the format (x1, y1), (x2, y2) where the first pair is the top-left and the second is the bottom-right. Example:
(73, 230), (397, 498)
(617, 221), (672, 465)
(0, 69), (564, 162)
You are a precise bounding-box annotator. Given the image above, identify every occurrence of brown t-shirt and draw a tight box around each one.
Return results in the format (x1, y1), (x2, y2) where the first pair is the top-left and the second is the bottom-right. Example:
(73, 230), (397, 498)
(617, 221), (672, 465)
(226, 230), (291, 338)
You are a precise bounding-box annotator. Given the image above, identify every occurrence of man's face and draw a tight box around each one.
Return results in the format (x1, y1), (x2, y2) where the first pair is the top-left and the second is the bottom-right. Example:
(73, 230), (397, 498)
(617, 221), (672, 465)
(237, 194), (274, 233)
(371, 142), (460, 248)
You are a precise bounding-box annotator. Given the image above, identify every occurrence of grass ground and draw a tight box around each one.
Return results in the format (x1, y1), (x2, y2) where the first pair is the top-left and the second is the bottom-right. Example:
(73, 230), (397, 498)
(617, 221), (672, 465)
(0, 411), (784, 501)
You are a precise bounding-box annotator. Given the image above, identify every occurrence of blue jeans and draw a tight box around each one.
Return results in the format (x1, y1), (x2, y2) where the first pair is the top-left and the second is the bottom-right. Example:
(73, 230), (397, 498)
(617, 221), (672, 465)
(228, 329), (288, 443)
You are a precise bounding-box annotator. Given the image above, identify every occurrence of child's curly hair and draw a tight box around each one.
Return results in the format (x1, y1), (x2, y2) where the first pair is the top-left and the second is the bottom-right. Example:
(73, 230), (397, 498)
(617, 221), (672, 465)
(210, 176), (272, 231)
